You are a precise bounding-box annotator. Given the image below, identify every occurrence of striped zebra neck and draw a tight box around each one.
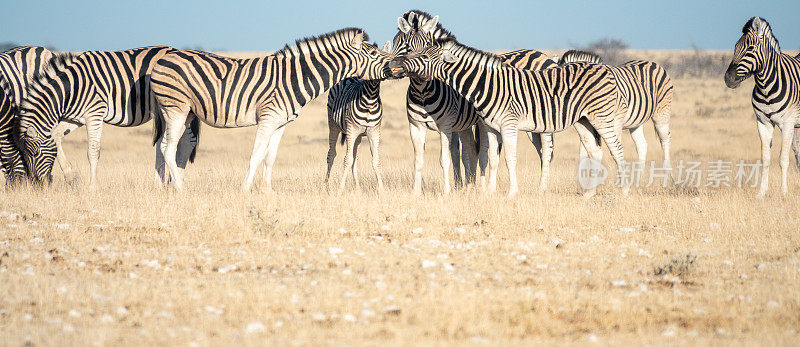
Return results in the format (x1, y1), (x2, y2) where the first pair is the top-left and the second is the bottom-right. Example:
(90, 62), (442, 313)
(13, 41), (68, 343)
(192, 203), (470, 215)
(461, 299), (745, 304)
(357, 80), (381, 113)
(275, 35), (366, 110)
(752, 49), (782, 90)
(22, 56), (93, 131)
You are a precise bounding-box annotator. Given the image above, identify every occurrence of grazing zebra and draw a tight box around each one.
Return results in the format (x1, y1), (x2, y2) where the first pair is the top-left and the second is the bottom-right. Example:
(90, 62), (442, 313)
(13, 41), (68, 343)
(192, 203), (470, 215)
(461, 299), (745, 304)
(550, 50), (673, 186)
(393, 10), (557, 194)
(150, 28), (396, 192)
(326, 42), (392, 192)
(0, 46), (54, 184)
(15, 46), (199, 186)
(390, 38), (627, 197)
(725, 17), (800, 197)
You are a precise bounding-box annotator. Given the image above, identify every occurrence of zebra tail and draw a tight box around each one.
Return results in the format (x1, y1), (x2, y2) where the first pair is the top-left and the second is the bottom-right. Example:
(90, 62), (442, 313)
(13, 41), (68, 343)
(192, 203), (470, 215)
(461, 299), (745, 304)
(793, 128), (800, 172)
(152, 113), (164, 147)
(473, 125), (480, 155)
(339, 130), (346, 146)
(188, 117), (201, 163)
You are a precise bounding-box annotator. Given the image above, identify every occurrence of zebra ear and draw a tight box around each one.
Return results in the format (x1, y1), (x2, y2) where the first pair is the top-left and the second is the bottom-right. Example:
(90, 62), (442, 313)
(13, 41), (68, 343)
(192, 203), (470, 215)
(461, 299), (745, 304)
(382, 41), (392, 53)
(420, 15), (439, 34)
(351, 32), (364, 49)
(397, 17), (412, 33)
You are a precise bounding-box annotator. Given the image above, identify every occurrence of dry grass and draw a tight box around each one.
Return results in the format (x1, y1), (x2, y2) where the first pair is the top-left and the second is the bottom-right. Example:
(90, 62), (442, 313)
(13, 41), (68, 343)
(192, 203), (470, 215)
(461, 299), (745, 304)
(1, 51), (799, 346)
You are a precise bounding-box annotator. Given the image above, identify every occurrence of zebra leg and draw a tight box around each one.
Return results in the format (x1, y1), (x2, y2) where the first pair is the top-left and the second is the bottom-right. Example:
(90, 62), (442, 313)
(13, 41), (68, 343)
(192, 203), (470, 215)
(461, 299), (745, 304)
(241, 120), (278, 192)
(438, 129), (454, 195)
(477, 121), (490, 190)
(352, 135), (362, 190)
(629, 125), (648, 163)
(325, 126), (340, 185)
(500, 125), (519, 198)
(777, 119), (796, 196)
(794, 128), (800, 172)
(52, 121), (81, 183)
(652, 115), (672, 181)
(589, 117), (628, 195)
(409, 121), (426, 195)
(154, 130), (168, 187)
(84, 116), (104, 190)
(574, 119), (604, 198)
(338, 132), (357, 193)
(449, 133), (463, 188)
(259, 126), (286, 194)
(755, 117), (774, 198)
(458, 129), (478, 186)
(528, 132), (554, 193)
(486, 128), (502, 195)
(162, 112), (189, 192)
(366, 126), (384, 192)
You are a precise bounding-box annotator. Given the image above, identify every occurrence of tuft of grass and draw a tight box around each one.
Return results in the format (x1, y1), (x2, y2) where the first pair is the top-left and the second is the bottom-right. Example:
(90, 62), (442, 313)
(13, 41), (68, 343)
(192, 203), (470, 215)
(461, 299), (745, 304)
(654, 253), (697, 277)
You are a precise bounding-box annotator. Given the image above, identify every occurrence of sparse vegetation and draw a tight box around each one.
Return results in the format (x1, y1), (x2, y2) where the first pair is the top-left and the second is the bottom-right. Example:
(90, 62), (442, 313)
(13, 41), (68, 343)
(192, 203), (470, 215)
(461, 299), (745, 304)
(1, 51), (799, 345)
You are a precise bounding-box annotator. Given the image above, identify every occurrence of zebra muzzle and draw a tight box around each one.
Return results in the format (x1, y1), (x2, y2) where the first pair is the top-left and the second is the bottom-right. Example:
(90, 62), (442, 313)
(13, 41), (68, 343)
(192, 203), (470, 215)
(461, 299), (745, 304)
(388, 58), (406, 77)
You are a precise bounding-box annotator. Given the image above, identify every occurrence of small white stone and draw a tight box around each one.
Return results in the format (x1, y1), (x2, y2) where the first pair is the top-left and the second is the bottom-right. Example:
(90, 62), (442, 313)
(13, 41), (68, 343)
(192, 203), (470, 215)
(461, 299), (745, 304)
(421, 260), (436, 269)
(63, 323), (75, 332)
(611, 280), (627, 287)
(312, 313), (326, 321)
(722, 260), (734, 266)
(56, 223), (70, 229)
(217, 264), (237, 273)
(244, 322), (266, 334)
(516, 254), (527, 261)
(100, 314), (114, 323)
(68, 310), (81, 318)
(361, 309), (375, 318)
(23, 313), (33, 321)
(709, 222), (720, 230)
(343, 314), (357, 322)
(411, 227), (424, 234)
(662, 325), (676, 337)
(549, 237), (565, 247)
(767, 300), (780, 308)
(442, 263), (455, 271)
(638, 284), (648, 292)
(587, 333), (598, 342)
(116, 306), (129, 316)
(328, 247), (344, 255)
(454, 227), (466, 234)
(273, 320), (284, 328)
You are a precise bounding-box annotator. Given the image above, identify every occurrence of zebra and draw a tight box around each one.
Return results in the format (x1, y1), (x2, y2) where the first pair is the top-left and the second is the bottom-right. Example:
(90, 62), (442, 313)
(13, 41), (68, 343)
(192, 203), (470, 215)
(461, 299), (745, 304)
(15, 46), (199, 187)
(0, 46), (54, 184)
(390, 38), (627, 197)
(393, 10), (558, 194)
(149, 28), (397, 192)
(325, 41), (392, 193)
(725, 17), (800, 197)
(543, 50), (674, 188)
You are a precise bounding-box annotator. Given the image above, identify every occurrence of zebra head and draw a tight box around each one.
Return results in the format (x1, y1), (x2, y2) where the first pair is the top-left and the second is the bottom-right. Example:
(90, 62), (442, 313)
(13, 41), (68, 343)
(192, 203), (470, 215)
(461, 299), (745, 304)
(390, 38), (463, 81)
(391, 10), (453, 56)
(725, 17), (781, 89)
(347, 31), (398, 81)
(13, 54), (78, 184)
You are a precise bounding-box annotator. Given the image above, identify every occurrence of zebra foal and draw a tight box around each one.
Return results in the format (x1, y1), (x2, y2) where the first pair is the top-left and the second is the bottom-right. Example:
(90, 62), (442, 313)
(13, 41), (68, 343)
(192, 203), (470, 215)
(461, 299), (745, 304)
(326, 42), (392, 192)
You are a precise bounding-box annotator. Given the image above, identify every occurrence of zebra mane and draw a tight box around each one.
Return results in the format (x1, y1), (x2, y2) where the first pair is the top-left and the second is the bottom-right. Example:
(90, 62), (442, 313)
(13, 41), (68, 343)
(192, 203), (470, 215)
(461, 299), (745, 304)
(403, 9), (456, 40)
(29, 52), (81, 87)
(743, 17), (781, 53)
(559, 50), (603, 65)
(437, 38), (503, 68)
(274, 27), (371, 58)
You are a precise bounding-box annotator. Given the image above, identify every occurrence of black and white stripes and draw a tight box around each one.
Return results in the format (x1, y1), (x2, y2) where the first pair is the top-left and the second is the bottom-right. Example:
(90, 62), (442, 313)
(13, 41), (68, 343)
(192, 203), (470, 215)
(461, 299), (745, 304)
(0, 46), (54, 183)
(391, 38), (626, 196)
(725, 17), (800, 197)
(150, 28), (396, 192)
(16, 46), (199, 186)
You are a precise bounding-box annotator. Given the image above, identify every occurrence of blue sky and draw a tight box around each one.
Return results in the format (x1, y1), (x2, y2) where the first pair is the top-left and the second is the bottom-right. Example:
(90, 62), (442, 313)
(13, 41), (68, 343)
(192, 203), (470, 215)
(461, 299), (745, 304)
(3, 1), (798, 51)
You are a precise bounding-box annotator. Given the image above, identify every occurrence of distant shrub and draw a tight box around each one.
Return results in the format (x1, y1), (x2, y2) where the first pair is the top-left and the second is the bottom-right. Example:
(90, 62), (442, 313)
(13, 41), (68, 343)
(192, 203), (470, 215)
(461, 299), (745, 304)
(658, 45), (731, 79)
(581, 37), (630, 65)
(654, 253), (697, 277)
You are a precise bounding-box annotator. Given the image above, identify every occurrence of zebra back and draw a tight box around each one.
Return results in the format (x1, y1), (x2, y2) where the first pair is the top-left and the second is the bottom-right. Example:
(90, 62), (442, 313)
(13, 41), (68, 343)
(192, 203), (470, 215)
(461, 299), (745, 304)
(558, 50), (603, 65)
(499, 49), (558, 70)
(0, 46), (54, 182)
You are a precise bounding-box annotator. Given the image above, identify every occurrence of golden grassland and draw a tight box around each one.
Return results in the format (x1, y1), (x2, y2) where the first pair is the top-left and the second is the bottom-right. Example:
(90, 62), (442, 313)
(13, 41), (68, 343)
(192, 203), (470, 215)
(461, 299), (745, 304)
(1, 51), (799, 345)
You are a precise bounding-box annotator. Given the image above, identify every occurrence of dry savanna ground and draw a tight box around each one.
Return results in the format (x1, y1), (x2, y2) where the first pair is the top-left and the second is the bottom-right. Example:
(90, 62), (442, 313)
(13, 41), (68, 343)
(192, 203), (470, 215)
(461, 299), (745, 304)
(1, 50), (799, 346)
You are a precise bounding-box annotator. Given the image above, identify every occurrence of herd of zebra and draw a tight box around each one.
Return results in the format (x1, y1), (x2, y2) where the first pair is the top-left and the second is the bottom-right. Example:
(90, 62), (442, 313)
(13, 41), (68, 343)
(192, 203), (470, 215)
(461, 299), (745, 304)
(0, 11), (798, 197)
